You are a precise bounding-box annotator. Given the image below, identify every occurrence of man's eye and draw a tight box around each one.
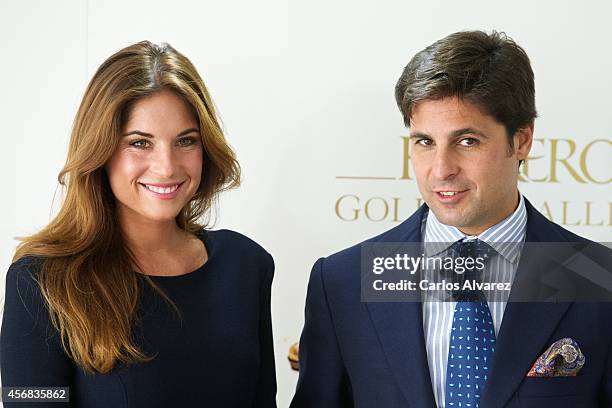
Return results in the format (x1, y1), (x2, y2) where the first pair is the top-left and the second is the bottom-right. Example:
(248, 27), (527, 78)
(415, 138), (433, 146)
(459, 137), (478, 147)
(130, 139), (150, 148)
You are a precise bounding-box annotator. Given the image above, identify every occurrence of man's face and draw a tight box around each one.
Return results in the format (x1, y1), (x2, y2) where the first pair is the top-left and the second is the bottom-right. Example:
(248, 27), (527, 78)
(409, 96), (532, 235)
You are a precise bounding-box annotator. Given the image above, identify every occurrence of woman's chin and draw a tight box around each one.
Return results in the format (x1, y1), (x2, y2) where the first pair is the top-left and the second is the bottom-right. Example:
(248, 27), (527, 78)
(136, 210), (183, 224)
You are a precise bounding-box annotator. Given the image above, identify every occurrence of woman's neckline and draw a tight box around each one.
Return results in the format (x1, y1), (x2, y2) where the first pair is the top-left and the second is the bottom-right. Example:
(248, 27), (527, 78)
(144, 229), (211, 280)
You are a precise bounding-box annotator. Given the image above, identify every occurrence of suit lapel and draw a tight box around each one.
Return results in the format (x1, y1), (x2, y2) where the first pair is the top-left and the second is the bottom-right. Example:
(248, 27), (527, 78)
(367, 301), (437, 408)
(366, 204), (437, 408)
(479, 199), (575, 408)
(364, 200), (578, 407)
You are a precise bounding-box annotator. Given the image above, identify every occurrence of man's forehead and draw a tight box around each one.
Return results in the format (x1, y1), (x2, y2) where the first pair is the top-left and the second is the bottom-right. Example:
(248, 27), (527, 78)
(409, 97), (498, 135)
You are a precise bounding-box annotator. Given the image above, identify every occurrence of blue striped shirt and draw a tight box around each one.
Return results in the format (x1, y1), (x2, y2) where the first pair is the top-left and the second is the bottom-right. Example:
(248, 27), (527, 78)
(422, 194), (527, 408)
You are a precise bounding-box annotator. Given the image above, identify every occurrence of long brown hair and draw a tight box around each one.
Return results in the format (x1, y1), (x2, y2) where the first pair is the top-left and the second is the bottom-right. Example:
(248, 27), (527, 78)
(13, 41), (240, 373)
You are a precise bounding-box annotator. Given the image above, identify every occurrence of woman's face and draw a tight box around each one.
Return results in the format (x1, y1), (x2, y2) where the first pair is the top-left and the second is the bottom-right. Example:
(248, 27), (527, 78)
(106, 89), (203, 225)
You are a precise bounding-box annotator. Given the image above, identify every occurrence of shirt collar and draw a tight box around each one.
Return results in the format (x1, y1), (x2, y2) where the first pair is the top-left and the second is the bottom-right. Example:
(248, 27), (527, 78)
(423, 193), (527, 263)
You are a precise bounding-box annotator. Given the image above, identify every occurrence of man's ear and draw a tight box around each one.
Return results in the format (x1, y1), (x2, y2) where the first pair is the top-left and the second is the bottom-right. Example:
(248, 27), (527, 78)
(514, 121), (534, 161)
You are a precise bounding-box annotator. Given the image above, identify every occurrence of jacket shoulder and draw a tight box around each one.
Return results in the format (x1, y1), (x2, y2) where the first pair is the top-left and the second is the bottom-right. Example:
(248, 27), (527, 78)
(319, 206), (426, 285)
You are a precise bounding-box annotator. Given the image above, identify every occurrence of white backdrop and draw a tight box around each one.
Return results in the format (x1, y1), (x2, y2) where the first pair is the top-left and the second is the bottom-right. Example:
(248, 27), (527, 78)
(1, 1), (611, 406)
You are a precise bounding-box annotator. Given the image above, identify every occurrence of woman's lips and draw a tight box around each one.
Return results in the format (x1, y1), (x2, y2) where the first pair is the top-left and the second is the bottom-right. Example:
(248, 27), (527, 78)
(139, 181), (185, 200)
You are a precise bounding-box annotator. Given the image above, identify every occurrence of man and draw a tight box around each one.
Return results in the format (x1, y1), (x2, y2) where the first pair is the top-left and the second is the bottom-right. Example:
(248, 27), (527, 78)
(291, 31), (612, 407)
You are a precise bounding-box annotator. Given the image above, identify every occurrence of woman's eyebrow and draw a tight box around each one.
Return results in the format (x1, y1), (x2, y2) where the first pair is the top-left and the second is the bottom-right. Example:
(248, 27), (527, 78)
(122, 130), (153, 138)
(122, 128), (200, 138)
(176, 128), (200, 137)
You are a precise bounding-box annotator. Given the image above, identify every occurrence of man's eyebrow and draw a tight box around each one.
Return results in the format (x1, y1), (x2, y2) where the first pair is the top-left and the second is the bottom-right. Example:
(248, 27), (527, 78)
(408, 132), (430, 139)
(408, 128), (488, 139)
(450, 127), (487, 138)
(122, 128), (200, 138)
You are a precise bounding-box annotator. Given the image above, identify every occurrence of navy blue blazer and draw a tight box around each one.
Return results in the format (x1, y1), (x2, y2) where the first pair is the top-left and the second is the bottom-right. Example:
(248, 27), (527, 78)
(291, 199), (612, 407)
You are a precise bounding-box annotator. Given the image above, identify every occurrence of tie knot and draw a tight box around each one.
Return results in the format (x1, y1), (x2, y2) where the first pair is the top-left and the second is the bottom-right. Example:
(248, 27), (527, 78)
(450, 238), (494, 262)
(448, 239), (495, 302)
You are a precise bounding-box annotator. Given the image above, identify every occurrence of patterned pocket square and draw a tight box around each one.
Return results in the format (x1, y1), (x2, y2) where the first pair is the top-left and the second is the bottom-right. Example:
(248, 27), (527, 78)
(527, 337), (585, 377)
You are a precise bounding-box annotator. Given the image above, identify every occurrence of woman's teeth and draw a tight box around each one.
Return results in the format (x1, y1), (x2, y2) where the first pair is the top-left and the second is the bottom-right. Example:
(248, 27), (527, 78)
(144, 184), (180, 194)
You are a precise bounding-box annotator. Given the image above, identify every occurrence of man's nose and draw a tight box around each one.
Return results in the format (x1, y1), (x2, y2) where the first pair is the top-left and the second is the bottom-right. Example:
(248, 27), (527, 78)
(431, 147), (460, 180)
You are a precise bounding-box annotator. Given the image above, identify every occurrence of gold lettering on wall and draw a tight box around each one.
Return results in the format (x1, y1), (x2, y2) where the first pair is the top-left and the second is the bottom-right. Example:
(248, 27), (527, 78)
(392, 197), (401, 222)
(334, 195), (611, 227)
(561, 201), (581, 226)
(520, 138), (547, 182)
(364, 197), (389, 221)
(400, 136), (412, 180)
(585, 201), (604, 226)
(548, 139), (586, 183)
(335, 193), (612, 227)
(335, 194), (360, 221)
(580, 139), (612, 184)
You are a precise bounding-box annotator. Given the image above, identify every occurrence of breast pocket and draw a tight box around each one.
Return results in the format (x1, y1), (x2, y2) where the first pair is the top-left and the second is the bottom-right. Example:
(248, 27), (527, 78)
(517, 374), (599, 408)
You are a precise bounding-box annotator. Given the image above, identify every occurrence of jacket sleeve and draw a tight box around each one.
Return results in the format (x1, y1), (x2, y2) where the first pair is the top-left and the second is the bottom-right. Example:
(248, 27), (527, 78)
(0, 258), (73, 407)
(290, 257), (353, 408)
(253, 252), (277, 408)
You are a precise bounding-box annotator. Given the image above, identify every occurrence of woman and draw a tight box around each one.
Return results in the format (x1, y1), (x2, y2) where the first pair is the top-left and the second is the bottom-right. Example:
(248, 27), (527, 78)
(1, 41), (276, 407)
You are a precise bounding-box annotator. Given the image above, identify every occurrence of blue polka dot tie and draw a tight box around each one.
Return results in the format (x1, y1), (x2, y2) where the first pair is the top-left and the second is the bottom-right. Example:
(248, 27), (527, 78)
(445, 239), (496, 408)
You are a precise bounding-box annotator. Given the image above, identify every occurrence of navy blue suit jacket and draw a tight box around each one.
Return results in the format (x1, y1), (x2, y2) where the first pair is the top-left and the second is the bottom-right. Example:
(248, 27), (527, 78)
(291, 199), (612, 407)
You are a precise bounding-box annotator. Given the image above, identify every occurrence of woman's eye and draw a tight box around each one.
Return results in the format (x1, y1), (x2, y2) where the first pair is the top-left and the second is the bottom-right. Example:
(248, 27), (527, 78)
(178, 137), (197, 147)
(130, 139), (149, 148)
(459, 137), (478, 147)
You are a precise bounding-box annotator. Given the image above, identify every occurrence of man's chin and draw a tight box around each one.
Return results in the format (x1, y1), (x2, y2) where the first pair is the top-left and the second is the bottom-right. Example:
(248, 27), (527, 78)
(436, 216), (465, 229)
(429, 206), (471, 229)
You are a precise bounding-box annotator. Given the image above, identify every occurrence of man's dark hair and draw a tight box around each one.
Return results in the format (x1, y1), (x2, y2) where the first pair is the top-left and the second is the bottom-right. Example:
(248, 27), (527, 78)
(395, 30), (537, 148)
